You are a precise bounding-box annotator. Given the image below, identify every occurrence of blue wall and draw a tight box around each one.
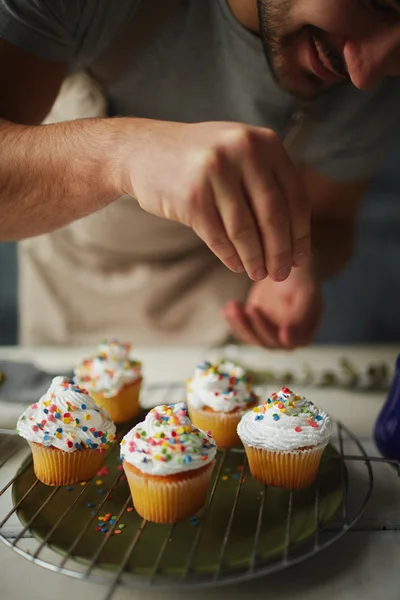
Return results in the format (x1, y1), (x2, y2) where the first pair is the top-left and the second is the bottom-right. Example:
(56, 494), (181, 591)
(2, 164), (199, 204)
(0, 242), (17, 344)
(318, 143), (400, 343)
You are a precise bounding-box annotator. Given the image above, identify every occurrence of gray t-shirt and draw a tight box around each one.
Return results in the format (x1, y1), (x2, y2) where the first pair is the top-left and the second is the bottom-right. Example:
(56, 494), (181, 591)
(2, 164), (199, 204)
(1, 0), (400, 181)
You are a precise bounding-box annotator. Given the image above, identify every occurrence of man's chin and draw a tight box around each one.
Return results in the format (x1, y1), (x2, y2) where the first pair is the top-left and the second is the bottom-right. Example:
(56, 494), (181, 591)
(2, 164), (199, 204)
(275, 68), (345, 100)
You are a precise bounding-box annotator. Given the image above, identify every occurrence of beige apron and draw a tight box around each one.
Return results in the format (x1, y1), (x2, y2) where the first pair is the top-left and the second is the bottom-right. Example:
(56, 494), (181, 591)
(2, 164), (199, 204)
(19, 0), (309, 346)
(19, 0), (255, 346)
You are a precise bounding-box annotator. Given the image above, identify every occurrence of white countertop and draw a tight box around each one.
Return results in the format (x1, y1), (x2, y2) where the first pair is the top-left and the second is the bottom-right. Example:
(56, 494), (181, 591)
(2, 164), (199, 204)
(1, 345), (400, 600)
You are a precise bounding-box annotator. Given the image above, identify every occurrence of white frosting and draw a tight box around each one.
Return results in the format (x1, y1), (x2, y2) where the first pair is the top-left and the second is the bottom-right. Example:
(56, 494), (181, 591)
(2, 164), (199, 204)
(237, 387), (332, 452)
(74, 340), (141, 397)
(121, 402), (217, 476)
(187, 360), (256, 413)
(16, 376), (117, 453)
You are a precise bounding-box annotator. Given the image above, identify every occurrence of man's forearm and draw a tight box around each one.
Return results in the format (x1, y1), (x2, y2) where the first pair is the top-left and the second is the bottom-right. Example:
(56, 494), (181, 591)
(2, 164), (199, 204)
(311, 217), (356, 280)
(0, 117), (122, 241)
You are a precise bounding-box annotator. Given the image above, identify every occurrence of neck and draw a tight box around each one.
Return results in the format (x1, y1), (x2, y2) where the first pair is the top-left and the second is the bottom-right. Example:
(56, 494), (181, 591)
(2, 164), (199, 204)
(226, 0), (259, 34)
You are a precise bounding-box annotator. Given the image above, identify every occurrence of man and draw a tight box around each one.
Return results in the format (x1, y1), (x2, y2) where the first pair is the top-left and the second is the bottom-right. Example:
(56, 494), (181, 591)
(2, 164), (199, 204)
(0, 0), (400, 347)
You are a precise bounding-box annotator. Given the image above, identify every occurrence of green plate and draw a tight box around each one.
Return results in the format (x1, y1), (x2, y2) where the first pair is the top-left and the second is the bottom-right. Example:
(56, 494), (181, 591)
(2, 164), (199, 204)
(12, 439), (342, 579)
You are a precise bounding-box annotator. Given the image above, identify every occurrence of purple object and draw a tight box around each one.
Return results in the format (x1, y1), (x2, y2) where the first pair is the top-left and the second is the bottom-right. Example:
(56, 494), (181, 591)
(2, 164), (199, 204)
(374, 354), (400, 461)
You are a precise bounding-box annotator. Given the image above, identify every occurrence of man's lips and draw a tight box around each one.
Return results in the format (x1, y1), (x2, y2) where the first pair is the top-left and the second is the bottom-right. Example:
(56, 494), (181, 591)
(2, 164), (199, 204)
(308, 36), (346, 82)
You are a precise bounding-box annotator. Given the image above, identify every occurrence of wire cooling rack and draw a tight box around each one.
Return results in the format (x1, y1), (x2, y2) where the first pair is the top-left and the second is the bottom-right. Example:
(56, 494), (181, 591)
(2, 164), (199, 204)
(0, 382), (381, 599)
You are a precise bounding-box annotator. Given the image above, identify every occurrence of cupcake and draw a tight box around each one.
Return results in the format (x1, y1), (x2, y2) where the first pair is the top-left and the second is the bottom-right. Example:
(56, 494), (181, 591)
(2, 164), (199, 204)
(121, 402), (216, 523)
(16, 376), (117, 486)
(74, 340), (142, 424)
(186, 360), (259, 447)
(237, 387), (332, 489)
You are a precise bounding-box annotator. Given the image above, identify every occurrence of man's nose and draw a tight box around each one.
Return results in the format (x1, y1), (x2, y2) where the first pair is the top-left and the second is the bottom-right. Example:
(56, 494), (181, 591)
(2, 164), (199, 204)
(343, 26), (400, 90)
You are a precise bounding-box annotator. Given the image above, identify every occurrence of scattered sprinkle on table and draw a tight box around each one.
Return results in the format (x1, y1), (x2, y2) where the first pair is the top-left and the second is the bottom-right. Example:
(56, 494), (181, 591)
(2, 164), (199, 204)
(97, 466), (110, 476)
(65, 486), (74, 492)
(127, 507), (134, 512)
(221, 476), (228, 481)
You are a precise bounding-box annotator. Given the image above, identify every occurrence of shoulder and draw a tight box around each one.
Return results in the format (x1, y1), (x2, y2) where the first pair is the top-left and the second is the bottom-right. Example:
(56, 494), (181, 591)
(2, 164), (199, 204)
(0, 0), (141, 65)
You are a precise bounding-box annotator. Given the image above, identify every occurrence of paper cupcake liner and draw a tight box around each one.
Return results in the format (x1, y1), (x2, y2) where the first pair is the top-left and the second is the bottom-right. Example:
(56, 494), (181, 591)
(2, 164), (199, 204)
(29, 442), (107, 486)
(188, 405), (253, 448)
(243, 444), (327, 489)
(123, 460), (215, 523)
(90, 378), (142, 424)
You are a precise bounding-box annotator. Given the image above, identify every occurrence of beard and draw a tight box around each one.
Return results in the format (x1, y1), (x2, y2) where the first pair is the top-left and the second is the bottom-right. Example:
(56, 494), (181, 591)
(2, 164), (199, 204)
(257, 0), (349, 99)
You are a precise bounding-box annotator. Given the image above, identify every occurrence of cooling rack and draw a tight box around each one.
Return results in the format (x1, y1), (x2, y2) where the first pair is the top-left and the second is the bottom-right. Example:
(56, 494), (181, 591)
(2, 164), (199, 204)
(0, 382), (379, 600)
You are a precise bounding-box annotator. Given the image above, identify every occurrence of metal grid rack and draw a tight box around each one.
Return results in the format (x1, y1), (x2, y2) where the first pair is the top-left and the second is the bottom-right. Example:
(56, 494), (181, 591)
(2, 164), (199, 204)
(0, 382), (383, 600)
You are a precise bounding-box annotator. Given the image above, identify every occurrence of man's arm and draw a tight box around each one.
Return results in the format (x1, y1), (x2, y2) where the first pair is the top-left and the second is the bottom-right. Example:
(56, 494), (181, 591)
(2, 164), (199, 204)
(0, 39), (312, 282)
(301, 164), (369, 279)
(0, 39), (124, 241)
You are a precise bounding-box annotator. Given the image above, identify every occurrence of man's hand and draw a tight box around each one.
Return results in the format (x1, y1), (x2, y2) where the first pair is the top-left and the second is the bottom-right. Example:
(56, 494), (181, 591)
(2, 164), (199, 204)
(117, 119), (311, 282)
(222, 266), (323, 348)
(0, 39), (310, 255)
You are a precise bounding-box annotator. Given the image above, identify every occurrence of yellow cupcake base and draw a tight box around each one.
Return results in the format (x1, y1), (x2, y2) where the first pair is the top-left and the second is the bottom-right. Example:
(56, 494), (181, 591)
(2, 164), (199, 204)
(29, 442), (107, 486)
(90, 378), (142, 424)
(244, 444), (327, 489)
(188, 405), (244, 448)
(123, 460), (215, 523)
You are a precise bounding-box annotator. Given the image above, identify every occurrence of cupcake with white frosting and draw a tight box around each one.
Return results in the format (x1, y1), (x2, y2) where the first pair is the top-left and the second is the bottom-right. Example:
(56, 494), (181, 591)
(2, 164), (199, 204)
(186, 360), (259, 447)
(16, 376), (117, 486)
(237, 387), (332, 489)
(121, 402), (216, 523)
(74, 340), (142, 424)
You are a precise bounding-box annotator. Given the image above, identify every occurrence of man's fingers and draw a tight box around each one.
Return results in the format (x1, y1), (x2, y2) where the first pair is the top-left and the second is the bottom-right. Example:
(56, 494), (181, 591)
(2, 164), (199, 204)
(189, 124), (309, 281)
(241, 130), (294, 281)
(272, 146), (311, 267)
(212, 169), (267, 281)
(280, 285), (323, 347)
(245, 306), (282, 349)
(191, 185), (245, 274)
(223, 301), (263, 346)
(243, 168), (293, 282)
